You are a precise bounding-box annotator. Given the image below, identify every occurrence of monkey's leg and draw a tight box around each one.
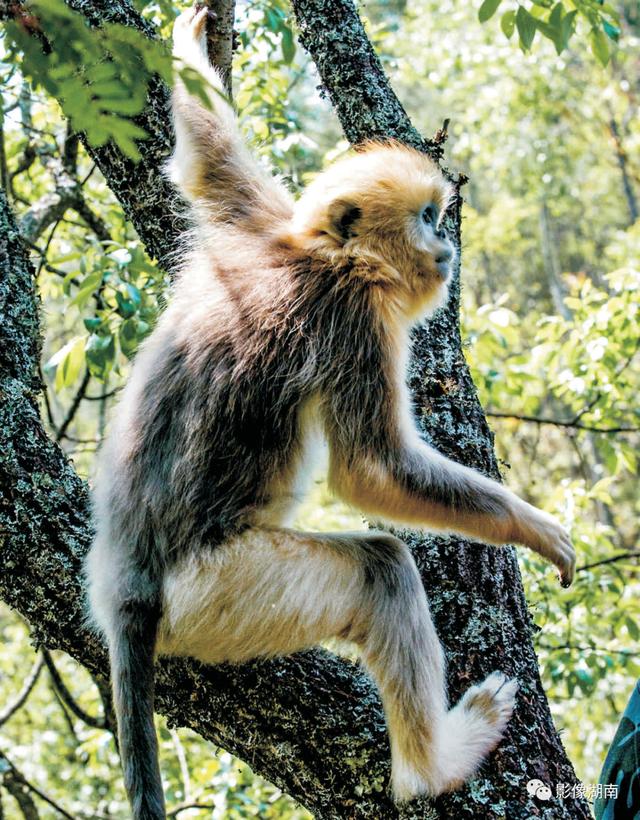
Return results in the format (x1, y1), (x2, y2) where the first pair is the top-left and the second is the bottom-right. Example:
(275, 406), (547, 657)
(346, 535), (518, 801)
(158, 528), (517, 802)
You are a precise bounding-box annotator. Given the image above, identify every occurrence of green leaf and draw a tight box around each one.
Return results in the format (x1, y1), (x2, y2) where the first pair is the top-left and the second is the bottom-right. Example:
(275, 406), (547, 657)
(85, 332), (116, 379)
(602, 20), (620, 43)
(265, 8), (284, 32)
(115, 290), (136, 318)
(83, 317), (103, 332)
(625, 617), (639, 641)
(590, 26), (610, 66)
(55, 336), (85, 391)
(479, 0), (502, 24)
(119, 318), (139, 359)
(70, 270), (103, 308)
(177, 65), (214, 111)
(516, 7), (537, 51)
(125, 283), (142, 307)
(561, 10), (578, 50)
(549, 2), (563, 28)
(281, 26), (296, 65)
(501, 10), (516, 38)
(49, 335), (86, 391)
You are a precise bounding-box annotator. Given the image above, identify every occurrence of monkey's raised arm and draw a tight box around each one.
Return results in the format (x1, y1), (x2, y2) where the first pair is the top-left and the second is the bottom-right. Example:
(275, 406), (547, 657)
(169, 8), (292, 228)
(323, 342), (575, 586)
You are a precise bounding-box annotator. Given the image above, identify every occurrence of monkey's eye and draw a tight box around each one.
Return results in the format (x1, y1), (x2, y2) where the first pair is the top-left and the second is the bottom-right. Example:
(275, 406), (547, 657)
(422, 204), (439, 225)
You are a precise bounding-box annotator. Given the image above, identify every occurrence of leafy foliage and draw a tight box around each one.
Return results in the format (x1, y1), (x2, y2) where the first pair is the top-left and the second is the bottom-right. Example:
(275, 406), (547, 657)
(4, 0), (173, 159)
(478, 0), (620, 64)
(44, 243), (165, 386)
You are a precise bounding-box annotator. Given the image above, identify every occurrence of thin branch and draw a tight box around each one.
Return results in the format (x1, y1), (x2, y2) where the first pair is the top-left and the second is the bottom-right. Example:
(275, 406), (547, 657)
(72, 198), (111, 244)
(59, 435), (99, 444)
(0, 750), (78, 820)
(608, 112), (639, 225)
(90, 673), (118, 740)
(167, 802), (216, 818)
(19, 191), (74, 245)
(55, 370), (91, 443)
(577, 551), (640, 573)
(50, 683), (80, 742)
(0, 655), (44, 727)
(61, 128), (79, 175)
(170, 730), (191, 802)
(537, 644), (637, 657)
(35, 217), (63, 278)
(1, 760), (40, 820)
(83, 387), (121, 401)
(37, 362), (56, 429)
(486, 410), (639, 434)
(42, 649), (105, 730)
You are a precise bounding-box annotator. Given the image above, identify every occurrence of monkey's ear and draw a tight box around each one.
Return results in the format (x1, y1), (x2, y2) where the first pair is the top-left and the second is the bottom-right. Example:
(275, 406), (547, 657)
(326, 199), (362, 243)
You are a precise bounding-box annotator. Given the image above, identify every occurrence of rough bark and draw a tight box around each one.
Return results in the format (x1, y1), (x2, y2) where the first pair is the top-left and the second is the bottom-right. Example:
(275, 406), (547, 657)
(0, 1), (593, 818)
(203, 0), (236, 96)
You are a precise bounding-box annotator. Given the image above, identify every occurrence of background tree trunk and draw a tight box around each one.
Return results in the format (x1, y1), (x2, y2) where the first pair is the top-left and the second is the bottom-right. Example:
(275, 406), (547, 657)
(0, 1), (592, 817)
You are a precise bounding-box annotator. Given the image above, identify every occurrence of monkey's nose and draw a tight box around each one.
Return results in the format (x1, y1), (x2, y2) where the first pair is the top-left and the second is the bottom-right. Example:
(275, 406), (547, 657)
(435, 247), (452, 264)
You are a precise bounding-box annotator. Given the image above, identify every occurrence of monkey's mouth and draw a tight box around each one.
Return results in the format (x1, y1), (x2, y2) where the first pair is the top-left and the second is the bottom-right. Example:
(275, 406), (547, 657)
(435, 258), (452, 280)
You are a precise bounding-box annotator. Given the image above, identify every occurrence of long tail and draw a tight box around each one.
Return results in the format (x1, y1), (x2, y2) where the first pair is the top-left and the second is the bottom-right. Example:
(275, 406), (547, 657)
(110, 599), (165, 820)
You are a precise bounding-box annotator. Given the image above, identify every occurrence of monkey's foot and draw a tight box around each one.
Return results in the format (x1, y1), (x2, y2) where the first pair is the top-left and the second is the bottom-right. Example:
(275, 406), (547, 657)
(391, 672), (517, 802)
(437, 671), (518, 791)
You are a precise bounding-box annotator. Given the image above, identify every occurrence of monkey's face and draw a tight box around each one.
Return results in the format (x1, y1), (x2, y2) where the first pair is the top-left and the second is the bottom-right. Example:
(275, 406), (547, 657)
(291, 142), (455, 319)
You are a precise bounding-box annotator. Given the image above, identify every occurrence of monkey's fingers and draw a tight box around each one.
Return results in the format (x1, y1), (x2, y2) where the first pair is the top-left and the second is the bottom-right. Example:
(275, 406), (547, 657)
(173, 5), (209, 60)
(513, 503), (576, 587)
(555, 534), (576, 588)
(541, 520), (576, 587)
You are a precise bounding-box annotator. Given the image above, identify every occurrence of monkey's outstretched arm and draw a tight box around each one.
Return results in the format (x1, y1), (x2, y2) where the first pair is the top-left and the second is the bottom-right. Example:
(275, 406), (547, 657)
(324, 381), (576, 586)
(169, 7), (292, 226)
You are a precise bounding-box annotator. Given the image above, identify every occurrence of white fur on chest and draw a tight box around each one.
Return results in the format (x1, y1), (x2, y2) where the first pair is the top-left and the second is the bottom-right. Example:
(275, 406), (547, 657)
(251, 396), (327, 528)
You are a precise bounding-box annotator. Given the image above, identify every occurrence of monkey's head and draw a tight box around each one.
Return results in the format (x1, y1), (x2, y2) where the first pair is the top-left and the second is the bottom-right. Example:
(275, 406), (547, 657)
(290, 142), (455, 319)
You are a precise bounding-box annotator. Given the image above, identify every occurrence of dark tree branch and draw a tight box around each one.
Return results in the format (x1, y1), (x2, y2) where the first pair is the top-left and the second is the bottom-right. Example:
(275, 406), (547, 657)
(0, 750), (78, 820)
(608, 113), (639, 225)
(72, 198), (111, 244)
(55, 370), (91, 443)
(578, 550), (640, 573)
(167, 802), (215, 818)
(0, 750), (41, 820)
(290, 0), (440, 157)
(487, 410), (639, 434)
(0, 654), (44, 727)
(19, 187), (75, 244)
(42, 648), (106, 730)
(203, 1), (236, 96)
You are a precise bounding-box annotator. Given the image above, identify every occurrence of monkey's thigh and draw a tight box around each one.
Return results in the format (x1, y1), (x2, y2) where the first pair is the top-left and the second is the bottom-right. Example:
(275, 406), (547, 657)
(157, 527), (396, 665)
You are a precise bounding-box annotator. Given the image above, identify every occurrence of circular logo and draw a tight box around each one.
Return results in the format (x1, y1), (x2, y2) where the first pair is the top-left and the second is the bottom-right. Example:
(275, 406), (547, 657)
(526, 779), (552, 801)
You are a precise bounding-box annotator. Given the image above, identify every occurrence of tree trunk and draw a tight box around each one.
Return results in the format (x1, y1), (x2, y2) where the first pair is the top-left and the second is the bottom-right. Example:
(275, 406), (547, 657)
(0, 1), (592, 817)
